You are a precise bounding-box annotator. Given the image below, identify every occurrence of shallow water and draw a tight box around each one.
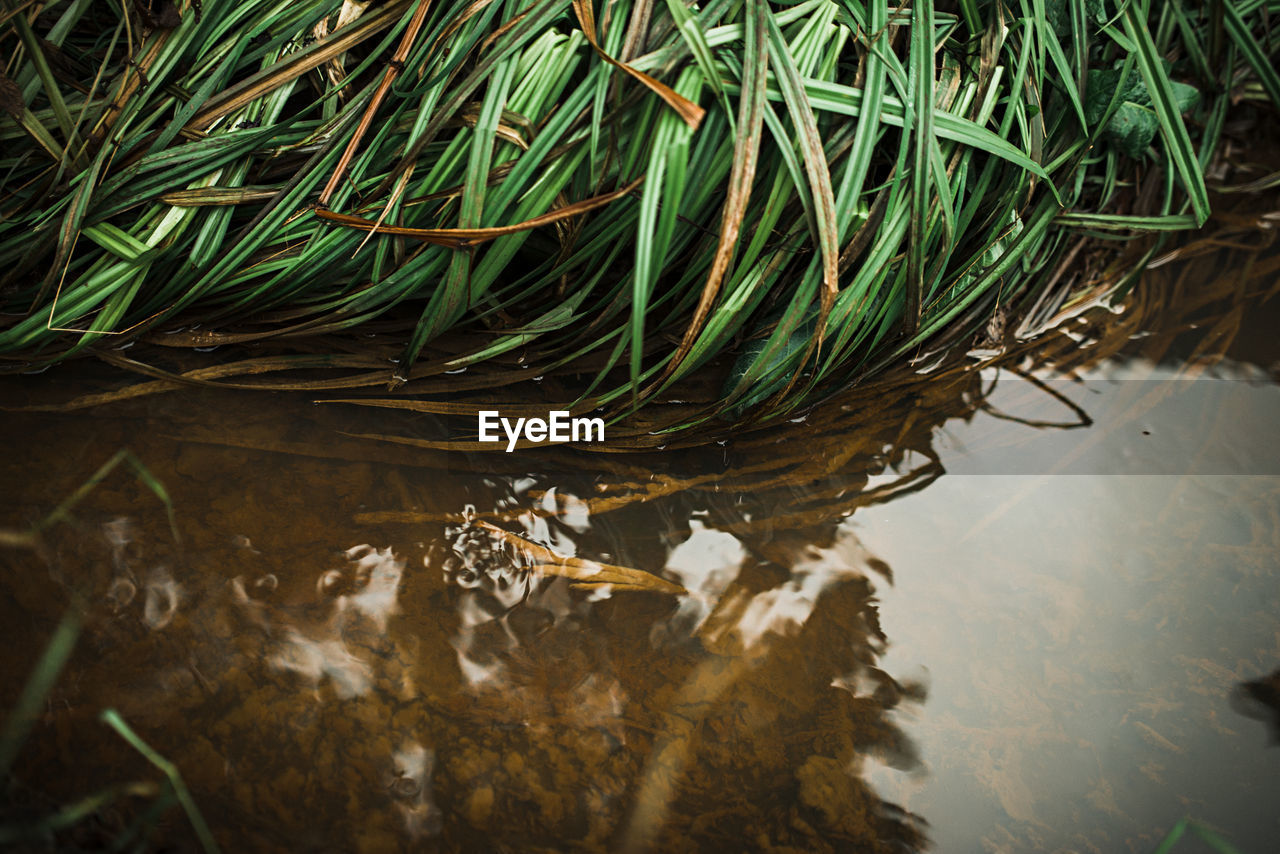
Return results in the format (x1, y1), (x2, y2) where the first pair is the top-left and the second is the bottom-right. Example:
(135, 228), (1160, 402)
(2, 257), (1279, 852)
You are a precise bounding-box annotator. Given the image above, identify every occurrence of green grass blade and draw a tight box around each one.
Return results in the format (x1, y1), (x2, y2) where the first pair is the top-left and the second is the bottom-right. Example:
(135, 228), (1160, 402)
(1222, 0), (1280, 109)
(764, 8), (839, 333)
(100, 709), (220, 854)
(0, 608), (81, 779)
(663, 0), (731, 124)
(906, 0), (936, 334)
(1120, 3), (1210, 225)
(662, 0), (767, 381)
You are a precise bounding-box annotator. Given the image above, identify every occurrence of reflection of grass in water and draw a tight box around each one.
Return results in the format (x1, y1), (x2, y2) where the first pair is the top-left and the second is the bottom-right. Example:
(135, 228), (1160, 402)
(1154, 817), (1245, 854)
(0, 452), (217, 852)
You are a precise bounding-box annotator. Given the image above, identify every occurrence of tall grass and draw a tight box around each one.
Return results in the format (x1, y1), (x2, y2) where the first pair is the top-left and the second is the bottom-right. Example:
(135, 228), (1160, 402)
(1, 0), (1277, 429)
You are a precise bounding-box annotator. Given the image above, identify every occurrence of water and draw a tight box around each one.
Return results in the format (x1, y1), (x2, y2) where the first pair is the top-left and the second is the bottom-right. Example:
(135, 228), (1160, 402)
(1, 247), (1278, 852)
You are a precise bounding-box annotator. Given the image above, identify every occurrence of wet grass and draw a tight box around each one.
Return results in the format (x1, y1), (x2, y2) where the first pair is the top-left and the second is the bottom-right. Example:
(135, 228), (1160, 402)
(1, 0), (1278, 433)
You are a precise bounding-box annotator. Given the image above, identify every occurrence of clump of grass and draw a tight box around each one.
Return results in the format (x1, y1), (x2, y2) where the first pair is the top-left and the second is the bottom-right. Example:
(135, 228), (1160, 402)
(1, 0), (1277, 430)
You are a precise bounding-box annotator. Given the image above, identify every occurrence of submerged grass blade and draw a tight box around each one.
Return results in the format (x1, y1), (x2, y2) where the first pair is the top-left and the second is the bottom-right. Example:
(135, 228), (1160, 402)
(0, 608), (80, 779)
(1153, 817), (1244, 854)
(100, 710), (220, 854)
(29, 449), (178, 543)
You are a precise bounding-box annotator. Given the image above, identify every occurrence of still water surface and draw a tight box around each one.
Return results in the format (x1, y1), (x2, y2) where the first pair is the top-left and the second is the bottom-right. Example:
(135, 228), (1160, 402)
(1, 262), (1278, 852)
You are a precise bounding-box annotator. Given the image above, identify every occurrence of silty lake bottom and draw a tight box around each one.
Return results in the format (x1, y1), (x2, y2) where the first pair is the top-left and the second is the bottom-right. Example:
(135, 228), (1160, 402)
(2, 237), (1280, 854)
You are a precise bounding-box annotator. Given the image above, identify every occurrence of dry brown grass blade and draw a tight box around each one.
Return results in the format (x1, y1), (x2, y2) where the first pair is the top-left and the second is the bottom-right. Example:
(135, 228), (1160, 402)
(715, 462), (943, 537)
(453, 103), (533, 148)
(339, 430), (576, 451)
(650, 0), (766, 390)
(140, 317), (340, 346)
(5, 377), (179, 411)
(311, 0), (373, 89)
(446, 0), (504, 49)
(185, 0), (413, 132)
(570, 0), (704, 131)
(97, 349), (386, 377)
(0, 0), (37, 29)
(319, 0), (434, 206)
(314, 176), (643, 246)
(527, 473), (729, 515)
(354, 508), (541, 524)
(89, 23), (176, 143)
(157, 187), (282, 206)
(476, 520), (686, 593)
(339, 431), (510, 451)
(838, 176), (892, 276)
(163, 430), (454, 469)
(4, 352), (393, 411)
(317, 397), (599, 416)
(566, 581), (650, 591)
(340, 422), (706, 451)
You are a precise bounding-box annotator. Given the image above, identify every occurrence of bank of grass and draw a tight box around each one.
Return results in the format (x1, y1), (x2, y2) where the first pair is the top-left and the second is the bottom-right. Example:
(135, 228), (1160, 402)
(1, 0), (1278, 431)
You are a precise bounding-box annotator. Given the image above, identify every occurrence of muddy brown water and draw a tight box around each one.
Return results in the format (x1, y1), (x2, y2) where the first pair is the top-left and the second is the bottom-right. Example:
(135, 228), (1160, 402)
(2, 246), (1279, 852)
